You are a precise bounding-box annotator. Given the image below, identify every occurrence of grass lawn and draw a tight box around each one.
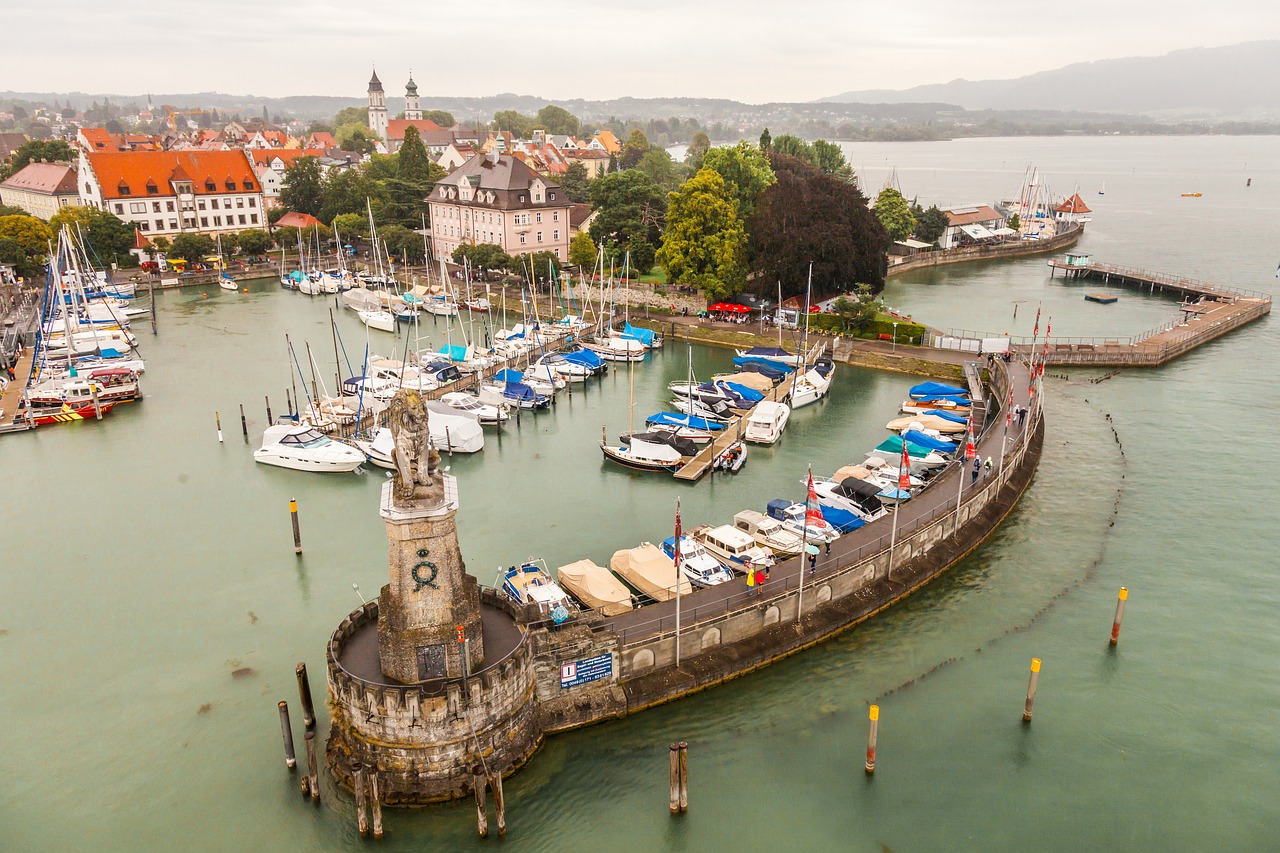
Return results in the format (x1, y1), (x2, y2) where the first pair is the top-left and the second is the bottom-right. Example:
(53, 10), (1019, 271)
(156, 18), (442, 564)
(634, 266), (666, 285)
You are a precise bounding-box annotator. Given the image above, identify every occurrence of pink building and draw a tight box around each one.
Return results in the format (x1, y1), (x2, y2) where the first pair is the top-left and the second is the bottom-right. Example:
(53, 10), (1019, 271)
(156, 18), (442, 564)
(429, 153), (572, 262)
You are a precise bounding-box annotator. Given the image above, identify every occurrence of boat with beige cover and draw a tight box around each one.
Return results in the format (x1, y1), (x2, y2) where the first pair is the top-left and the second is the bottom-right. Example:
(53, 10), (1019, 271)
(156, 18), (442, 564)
(609, 543), (692, 602)
(557, 559), (634, 616)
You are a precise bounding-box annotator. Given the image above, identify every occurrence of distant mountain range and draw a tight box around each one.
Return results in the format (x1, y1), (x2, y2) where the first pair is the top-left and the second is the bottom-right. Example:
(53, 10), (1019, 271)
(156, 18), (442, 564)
(820, 41), (1280, 119)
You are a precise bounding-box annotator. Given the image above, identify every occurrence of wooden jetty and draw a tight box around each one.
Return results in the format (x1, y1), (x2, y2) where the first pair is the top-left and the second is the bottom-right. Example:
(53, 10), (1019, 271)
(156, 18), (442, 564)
(0, 345), (35, 432)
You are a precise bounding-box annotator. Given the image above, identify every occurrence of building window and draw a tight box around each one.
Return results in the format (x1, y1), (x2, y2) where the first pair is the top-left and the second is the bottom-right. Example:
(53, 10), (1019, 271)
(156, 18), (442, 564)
(238, 214), (246, 225)
(214, 216), (222, 226)
(549, 192), (556, 201)
(198, 200), (206, 210)
(251, 214), (258, 224)
(113, 203), (123, 214)
(155, 219), (164, 230)
(130, 202), (146, 214)
(519, 235), (526, 244)
(166, 201), (175, 212)
(249, 198), (256, 208)
(139, 222), (149, 231)
(534, 193), (542, 202)
(168, 219), (177, 230)
(152, 202), (162, 213)
(536, 213), (542, 223)
(183, 218), (195, 228)
(519, 194), (525, 202)
(237, 198), (244, 208)
(146, 182), (158, 194)
(211, 199), (219, 210)
(536, 232), (543, 242)
(244, 181), (254, 190)
(553, 230), (559, 241)
(552, 211), (559, 222)
(201, 217), (208, 227)
(205, 180), (216, 191)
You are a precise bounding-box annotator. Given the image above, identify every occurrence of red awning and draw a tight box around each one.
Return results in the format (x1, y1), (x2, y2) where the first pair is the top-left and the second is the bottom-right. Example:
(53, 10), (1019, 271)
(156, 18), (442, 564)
(709, 302), (751, 313)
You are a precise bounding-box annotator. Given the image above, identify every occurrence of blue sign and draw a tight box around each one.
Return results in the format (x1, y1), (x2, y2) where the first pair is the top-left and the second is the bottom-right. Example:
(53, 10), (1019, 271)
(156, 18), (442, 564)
(560, 652), (613, 689)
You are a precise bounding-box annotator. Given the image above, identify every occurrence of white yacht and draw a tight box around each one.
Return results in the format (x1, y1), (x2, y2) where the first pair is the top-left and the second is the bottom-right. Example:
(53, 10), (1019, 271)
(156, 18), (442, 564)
(439, 392), (509, 425)
(254, 425), (365, 472)
(661, 536), (736, 587)
(744, 400), (791, 444)
(694, 524), (776, 569)
(732, 510), (805, 557)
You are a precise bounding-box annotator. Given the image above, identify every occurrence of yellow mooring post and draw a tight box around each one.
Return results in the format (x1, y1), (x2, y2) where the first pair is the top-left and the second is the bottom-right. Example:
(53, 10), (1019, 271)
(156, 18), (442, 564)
(1023, 659), (1042, 723)
(1110, 587), (1129, 645)
(865, 705), (879, 774)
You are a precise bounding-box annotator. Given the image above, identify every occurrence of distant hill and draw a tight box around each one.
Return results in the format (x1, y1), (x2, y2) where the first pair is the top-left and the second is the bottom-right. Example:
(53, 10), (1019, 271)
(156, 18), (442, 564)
(820, 41), (1280, 119)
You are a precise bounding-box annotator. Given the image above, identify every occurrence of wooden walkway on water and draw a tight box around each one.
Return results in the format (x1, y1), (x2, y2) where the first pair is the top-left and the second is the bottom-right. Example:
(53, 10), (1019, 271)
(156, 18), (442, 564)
(0, 347), (34, 431)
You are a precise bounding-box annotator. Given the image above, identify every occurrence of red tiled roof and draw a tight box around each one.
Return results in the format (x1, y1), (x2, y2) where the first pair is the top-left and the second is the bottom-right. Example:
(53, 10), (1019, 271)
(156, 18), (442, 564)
(386, 118), (445, 140)
(0, 162), (78, 195)
(308, 131), (336, 148)
(1054, 193), (1092, 214)
(79, 127), (117, 151)
(274, 211), (324, 229)
(248, 149), (323, 167)
(944, 205), (1003, 226)
(85, 150), (259, 200)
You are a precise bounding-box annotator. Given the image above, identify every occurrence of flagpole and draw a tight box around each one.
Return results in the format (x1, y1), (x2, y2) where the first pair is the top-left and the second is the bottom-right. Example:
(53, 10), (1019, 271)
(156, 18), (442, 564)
(887, 439), (912, 581)
(674, 497), (682, 668)
(955, 414), (975, 537)
(796, 464), (811, 623)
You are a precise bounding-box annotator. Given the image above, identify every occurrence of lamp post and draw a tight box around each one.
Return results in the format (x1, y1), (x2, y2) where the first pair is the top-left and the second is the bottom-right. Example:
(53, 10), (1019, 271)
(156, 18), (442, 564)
(892, 322), (898, 352)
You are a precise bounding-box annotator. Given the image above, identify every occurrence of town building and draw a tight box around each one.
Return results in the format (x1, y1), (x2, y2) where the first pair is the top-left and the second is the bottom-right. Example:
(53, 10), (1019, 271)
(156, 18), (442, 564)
(0, 132), (29, 164)
(938, 204), (1009, 250)
(79, 149), (265, 237)
(1054, 193), (1092, 224)
(366, 68), (389, 145)
(428, 153), (572, 262)
(0, 162), (79, 220)
(562, 147), (610, 177)
(403, 73), (421, 121)
(249, 149), (324, 210)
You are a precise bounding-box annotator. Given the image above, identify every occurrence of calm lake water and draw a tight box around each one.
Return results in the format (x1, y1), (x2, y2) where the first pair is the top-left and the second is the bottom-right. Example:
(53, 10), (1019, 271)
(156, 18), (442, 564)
(3, 136), (1278, 850)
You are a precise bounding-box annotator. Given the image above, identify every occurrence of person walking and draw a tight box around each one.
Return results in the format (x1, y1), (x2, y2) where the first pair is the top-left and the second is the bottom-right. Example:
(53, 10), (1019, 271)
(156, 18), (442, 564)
(754, 566), (766, 595)
(971, 457), (981, 484)
(808, 550), (817, 575)
(746, 566), (756, 596)
(824, 540), (831, 557)
(984, 456), (993, 478)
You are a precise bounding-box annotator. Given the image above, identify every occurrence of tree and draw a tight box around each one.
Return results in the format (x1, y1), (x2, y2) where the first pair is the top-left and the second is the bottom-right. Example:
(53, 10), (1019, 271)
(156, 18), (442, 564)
(700, 142), (775, 222)
(378, 224), (419, 263)
(272, 226), (298, 249)
(559, 161), (591, 204)
(236, 229), (272, 258)
(568, 230), (596, 269)
(167, 233), (216, 264)
(636, 149), (682, 192)
(320, 168), (383, 222)
(914, 205), (949, 246)
(588, 170), (666, 275)
(748, 153), (889, 300)
(1007, 213), (1021, 232)
(607, 153), (619, 173)
(770, 134), (812, 161)
(333, 106), (366, 128)
(874, 187), (916, 242)
(831, 287), (883, 334)
(759, 128), (772, 151)
(3, 139), (75, 179)
(422, 110), (455, 128)
(279, 156), (324, 217)
(492, 110), (532, 138)
(523, 250), (561, 285)
(657, 168), (748, 299)
(619, 129), (651, 170)
(48, 206), (134, 265)
(812, 140), (855, 183)
(0, 214), (51, 277)
(11, 105), (26, 121)
(149, 236), (170, 252)
(535, 105), (580, 137)
(336, 122), (376, 154)
(397, 126), (432, 183)
(330, 212), (366, 239)
(685, 131), (711, 170)
(452, 243), (511, 272)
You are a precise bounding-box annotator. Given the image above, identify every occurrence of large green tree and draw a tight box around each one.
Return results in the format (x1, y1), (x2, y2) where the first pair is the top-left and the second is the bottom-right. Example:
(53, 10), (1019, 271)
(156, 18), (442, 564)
(559, 161), (591, 204)
(422, 109), (455, 127)
(492, 110), (533, 137)
(812, 140), (855, 183)
(397, 125), (432, 183)
(0, 214), (52, 277)
(167, 233), (216, 264)
(48, 206), (134, 266)
(748, 153), (889, 299)
(535, 105), (580, 137)
(336, 122), (376, 154)
(568, 230), (596, 269)
(619, 129), (651, 170)
(874, 187), (916, 242)
(657, 168), (748, 299)
(685, 131), (711, 170)
(912, 204), (949, 246)
(236, 229), (272, 258)
(587, 170), (666, 275)
(635, 149), (682, 192)
(279, 156), (324, 217)
(2, 139), (75, 179)
(700, 142), (775, 222)
(332, 106), (366, 128)
(452, 242), (511, 272)
(320, 168), (383, 222)
(330, 212), (366, 239)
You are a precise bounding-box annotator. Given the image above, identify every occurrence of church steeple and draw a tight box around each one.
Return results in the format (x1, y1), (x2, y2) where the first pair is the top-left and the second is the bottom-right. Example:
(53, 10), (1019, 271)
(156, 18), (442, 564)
(404, 70), (422, 122)
(367, 65), (388, 143)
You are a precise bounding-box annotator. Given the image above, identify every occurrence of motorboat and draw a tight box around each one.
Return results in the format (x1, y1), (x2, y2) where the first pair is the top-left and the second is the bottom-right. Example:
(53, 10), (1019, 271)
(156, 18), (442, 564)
(660, 536), (736, 588)
(351, 428), (394, 468)
(714, 440), (747, 472)
(463, 297), (491, 313)
(557, 559), (633, 615)
(609, 543), (691, 602)
(27, 367), (140, 409)
(712, 371), (774, 393)
(439, 391), (509, 425)
(886, 414), (966, 434)
(560, 348), (607, 377)
(253, 424), (365, 472)
(901, 396), (970, 416)
(533, 352), (592, 382)
(341, 286), (383, 312)
(600, 431), (697, 472)
(900, 429), (957, 453)
(744, 400), (791, 444)
(672, 397), (732, 423)
(909, 381), (968, 399)
(306, 395), (361, 427)
(813, 477), (890, 522)
(520, 362), (567, 394)
(31, 401), (117, 426)
(424, 401), (485, 452)
(871, 435), (949, 467)
(787, 359), (834, 409)
(479, 375), (549, 410)
(732, 510), (805, 557)
(646, 411), (725, 434)
(693, 524), (776, 569)
(838, 461), (923, 490)
(498, 559), (574, 619)
(765, 499), (840, 544)
(734, 346), (803, 367)
(730, 359), (791, 382)
(585, 335), (645, 362)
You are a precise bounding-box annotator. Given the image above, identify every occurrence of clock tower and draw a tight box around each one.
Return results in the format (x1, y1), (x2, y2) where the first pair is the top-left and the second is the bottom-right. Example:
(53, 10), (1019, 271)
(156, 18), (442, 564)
(366, 66), (389, 143)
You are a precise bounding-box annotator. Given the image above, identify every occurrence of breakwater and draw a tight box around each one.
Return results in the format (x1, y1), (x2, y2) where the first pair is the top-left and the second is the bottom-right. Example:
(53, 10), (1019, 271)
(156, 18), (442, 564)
(887, 223), (1084, 277)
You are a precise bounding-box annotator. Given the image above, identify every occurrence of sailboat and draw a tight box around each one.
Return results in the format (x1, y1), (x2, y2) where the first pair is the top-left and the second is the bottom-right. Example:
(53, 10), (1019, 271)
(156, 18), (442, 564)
(787, 266), (833, 409)
(217, 234), (238, 290)
(601, 340), (694, 472)
(1098, 181), (1105, 196)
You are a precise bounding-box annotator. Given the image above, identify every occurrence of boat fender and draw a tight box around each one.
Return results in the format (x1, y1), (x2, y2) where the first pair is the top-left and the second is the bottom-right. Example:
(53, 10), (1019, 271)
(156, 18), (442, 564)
(551, 606), (569, 624)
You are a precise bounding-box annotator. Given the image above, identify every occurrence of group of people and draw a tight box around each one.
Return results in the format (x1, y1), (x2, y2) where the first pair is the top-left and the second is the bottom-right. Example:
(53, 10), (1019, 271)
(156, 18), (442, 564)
(743, 559), (770, 595)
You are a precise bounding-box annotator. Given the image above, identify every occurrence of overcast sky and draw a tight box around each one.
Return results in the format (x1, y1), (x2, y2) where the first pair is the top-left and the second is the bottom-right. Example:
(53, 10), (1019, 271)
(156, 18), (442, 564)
(4, 1), (1277, 102)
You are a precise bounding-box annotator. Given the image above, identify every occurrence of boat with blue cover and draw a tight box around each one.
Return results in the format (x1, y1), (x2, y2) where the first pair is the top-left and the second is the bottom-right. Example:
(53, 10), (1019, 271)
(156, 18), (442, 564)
(734, 346), (803, 367)
(872, 435), (949, 467)
(909, 381), (968, 398)
(733, 356), (795, 375)
(646, 412), (725, 432)
(900, 429), (958, 452)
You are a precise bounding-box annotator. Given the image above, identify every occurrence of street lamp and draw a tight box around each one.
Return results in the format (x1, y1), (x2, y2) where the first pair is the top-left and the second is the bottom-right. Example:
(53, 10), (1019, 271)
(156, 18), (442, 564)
(892, 322), (899, 352)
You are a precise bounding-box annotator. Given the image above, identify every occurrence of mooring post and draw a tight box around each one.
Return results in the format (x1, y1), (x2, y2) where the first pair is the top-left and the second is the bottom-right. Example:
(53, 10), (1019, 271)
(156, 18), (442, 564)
(473, 765), (489, 838)
(668, 744), (680, 814)
(296, 662), (315, 730)
(215, 410), (223, 442)
(490, 770), (506, 837)
(1110, 587), (1128, 646)
(149, 281), (157, 334)
(304, 730), (320, 802)
(445, 425), (453, 457)
(290, 499), (303, 555)
(865, 705), (879, 774)
(239, 403), (248, 442)
(1023, 658), (1041, 723)
(354, 767), (369, 837)
(677, 742), (688, 812)
(265, 395), (273, 424)
(368, 767), (384, 840)
(277, 700), (296, 770)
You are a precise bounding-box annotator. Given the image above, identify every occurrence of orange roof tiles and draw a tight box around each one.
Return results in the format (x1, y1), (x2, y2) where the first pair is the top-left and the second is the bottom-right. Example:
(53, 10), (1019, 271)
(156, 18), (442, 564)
(274, 211), (324, 229)
(248, 149), (323, 167)
(1054, 193), (1092, 214)
(386, 118), (445, 140)
(85, 150), (259, 200)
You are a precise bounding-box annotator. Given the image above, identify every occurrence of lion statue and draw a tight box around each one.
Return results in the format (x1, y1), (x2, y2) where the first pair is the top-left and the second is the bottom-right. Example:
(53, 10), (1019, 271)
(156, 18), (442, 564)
(386, 388), (442, 503)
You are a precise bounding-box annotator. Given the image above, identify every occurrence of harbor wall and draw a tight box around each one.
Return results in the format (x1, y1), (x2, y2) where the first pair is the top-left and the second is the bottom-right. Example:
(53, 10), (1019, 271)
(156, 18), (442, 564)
(886, 223), (1083, 277)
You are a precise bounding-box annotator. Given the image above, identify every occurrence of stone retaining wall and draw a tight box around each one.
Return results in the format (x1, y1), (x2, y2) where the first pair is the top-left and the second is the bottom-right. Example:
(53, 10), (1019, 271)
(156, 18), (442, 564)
(887, 224), (1083, 277)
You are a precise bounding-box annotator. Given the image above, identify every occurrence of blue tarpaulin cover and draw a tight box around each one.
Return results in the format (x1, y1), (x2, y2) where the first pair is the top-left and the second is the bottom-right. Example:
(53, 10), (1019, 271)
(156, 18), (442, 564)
(563, 348), (604, 369)
(901, 430), (957, 452)
(438, 344), (468, 361)
(646, 412), (725, 431)
(819, 504), (866, 533)
(909, 381), (968, 398)
(875, 435), (938, 458)
(924, 408), (968, 424)
(733, 357), (794, 374)
(621, 323), (655, 346)
(493, 368), (524, 383)
(721, 381), (765, 402)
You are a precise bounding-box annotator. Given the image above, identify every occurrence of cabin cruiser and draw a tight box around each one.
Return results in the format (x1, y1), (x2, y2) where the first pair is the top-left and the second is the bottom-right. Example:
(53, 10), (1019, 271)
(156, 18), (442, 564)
(556, 559), (633, 615)
(787, 359), (835, 409)
(439, 391), (509, 425)
(813, 477), (890, 522)
(765, 499), (841, 544)
(660, 536), (736, 587)
(478, 374), (549, 410)
(498, 559), (574, 618)
(744, 400), (791, 444)
(27, 367), (140, 409)
(734, 346), (803, 367)
(901, 397), (970, 416)
(886, 414), (966, 435)
(732, 510), (805, 556)
(532, 352), (592, 382)
(423, 401), (485, 452)
(693, 524), (776, 569)
(254, 425), (365, 472)
(585, 334), (645, 362)
(609, 543), (691, 602)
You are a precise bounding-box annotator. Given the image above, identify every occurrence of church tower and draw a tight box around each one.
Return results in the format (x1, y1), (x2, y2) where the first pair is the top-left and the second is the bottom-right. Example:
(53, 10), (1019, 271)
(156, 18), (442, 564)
(404, 72), (422, 121)
(367, 67), (388, 142)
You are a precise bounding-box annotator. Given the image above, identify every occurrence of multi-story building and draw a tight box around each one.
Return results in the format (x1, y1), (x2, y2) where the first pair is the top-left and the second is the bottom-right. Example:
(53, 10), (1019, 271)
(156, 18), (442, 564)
(428, 153), (572, 262)
(0, 162), (79, 220)
(366, 68), (389, 144)
(249, 149), (323, 210)
(79, 149), (265, 237)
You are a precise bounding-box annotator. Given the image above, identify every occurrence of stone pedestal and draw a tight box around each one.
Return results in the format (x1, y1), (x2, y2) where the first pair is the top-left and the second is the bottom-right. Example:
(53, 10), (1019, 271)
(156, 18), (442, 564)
(377, 478), (484, 683)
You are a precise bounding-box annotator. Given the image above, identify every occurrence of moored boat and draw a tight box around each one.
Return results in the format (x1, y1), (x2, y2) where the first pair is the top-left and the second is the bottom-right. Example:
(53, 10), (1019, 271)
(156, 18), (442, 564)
(557, 559), (633, 615)
(253, 424), (365, 472)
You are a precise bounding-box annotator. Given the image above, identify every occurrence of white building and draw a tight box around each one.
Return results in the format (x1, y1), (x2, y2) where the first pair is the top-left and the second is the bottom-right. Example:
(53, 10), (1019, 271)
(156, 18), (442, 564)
(366, 68), (389, 143)
(0, 162), (79, 220)
(79, 149), (265, 236)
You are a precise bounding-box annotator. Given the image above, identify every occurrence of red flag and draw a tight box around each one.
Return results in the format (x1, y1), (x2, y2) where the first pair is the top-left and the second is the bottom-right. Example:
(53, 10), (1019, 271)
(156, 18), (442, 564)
(805, 470), (823, 526)
(964, 418), (977, 459)
(1032, 306), (1041, 339)
(899, 440), (912, 490)
(673, 501), (682, 570)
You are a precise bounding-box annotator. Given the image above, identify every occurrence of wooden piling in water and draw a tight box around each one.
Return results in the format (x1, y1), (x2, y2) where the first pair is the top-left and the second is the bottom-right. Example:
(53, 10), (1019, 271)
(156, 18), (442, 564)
(239, 403), (248, 442)
(265, 395), (272, 424)
(354, 767), (369, 836)
(304, 730), (320, 801)
(149, 281), (157, 334)
(1023, 658), (1041, 722)
(296, 662), (315, 729)
(668, 744), (680, 814)
(277, 700), (296, 770)
(473, 765), (489, 838)
(490, 770), (505, 837)
(290, 499), (302, 555)
(215, 410), (223, 442)
(677, 742), (688, 812)
(865, 705), (879, 774)
(368, 767), (384, 840)
(1110, 587), (1128, 645)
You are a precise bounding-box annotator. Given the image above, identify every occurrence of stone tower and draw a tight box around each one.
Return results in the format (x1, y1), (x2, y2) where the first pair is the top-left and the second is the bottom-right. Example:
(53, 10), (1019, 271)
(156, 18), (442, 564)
(403, 72), (422, 121)
(367, 67), (388, 142)
(376, 477), (484, 683)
